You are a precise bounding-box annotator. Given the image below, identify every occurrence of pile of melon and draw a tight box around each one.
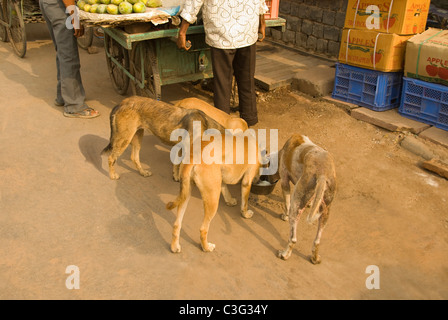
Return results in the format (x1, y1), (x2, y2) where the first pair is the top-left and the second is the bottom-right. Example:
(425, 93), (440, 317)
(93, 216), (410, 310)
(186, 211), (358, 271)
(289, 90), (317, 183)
(77, 0), (162, 15)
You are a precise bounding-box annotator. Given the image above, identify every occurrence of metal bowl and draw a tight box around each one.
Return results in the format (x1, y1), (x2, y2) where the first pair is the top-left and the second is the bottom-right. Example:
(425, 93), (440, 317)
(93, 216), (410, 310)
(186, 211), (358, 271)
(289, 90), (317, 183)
(250, 175), (279, 195)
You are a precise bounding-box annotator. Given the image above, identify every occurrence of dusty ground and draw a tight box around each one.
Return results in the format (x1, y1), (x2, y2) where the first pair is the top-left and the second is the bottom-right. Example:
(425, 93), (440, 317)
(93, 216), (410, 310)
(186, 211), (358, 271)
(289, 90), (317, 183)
(0, 38), (447, 300)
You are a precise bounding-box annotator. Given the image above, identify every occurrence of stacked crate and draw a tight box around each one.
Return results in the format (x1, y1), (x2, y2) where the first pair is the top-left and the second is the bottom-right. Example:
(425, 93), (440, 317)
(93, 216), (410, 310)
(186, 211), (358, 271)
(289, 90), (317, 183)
(400, 28), (448, 131)
(332, 0), (430, 111)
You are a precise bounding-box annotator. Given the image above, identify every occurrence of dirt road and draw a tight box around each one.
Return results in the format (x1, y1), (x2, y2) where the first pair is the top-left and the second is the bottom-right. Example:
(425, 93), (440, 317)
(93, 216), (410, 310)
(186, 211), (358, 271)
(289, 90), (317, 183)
(0, 39), (447, 300)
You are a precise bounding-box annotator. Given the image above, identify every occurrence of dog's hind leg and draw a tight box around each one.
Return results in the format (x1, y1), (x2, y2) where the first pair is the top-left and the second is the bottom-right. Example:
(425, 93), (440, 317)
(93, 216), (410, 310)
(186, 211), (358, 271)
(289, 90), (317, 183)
(195, 166), (221, 252)
(278, 200), (305, 260)
(108, 138), (130, 180)
(240, 172), (257, 219)
(278, 181), (309, 260)
(221, 184), (237, 206)
(311, 204), (329, 264)
(280, 179), (291, 221)
(171, 194), (191, 253)
(199, 192), (220, 252)
(130, 129), (152, 177)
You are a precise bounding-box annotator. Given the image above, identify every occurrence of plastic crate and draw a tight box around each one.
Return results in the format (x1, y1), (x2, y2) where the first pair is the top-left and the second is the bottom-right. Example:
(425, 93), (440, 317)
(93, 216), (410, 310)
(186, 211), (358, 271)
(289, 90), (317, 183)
(332, 63), (403, 111)
(264, 0), (279, 20)
(399, 77), (448, 131)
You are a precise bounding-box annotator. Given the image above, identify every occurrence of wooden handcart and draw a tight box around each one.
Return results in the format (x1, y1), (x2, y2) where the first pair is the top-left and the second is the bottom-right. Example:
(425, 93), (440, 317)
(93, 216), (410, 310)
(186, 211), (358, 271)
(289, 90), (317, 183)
(101, 17), (286, 100)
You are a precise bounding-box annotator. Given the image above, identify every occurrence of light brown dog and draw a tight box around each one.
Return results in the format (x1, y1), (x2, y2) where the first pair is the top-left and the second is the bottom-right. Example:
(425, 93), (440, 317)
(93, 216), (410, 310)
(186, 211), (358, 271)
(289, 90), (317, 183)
(172, 97), (247, 181)
(166, 130), (263, 253)
(101, 96), (226, 180)
(276, 134), (336, 264)
(174, 97), (248, 131)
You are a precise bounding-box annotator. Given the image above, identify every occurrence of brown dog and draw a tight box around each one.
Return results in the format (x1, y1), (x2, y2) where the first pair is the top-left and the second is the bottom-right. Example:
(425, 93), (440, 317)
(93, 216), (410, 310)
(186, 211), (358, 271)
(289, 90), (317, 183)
(172, 97), (247, 181)
(166, 130), (263, 253)
(276, 134), (336, 264)
(101, 96), (227, 180)
(174, 97), (248, 131)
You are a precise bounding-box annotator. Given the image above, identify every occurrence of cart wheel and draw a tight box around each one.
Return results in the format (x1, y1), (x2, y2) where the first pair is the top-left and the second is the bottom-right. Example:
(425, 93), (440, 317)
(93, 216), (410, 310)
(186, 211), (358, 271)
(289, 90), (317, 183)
(131, 41), (161, 100)
(77, 26), (93, 50)
(0, 1), (8, 42)
(5, 0), (26, 58)
(104, 33), (130, 95)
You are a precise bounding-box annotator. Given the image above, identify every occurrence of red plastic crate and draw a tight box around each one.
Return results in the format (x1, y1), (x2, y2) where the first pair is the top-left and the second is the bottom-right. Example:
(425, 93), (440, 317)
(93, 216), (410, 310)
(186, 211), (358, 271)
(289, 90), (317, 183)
(265, 0), (279, 20)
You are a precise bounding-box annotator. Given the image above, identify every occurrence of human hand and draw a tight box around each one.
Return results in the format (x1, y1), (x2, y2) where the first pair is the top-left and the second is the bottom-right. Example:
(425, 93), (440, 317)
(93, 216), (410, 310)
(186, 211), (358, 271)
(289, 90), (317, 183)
(177, 33), (191, 50)
(73, 23), (84, 38)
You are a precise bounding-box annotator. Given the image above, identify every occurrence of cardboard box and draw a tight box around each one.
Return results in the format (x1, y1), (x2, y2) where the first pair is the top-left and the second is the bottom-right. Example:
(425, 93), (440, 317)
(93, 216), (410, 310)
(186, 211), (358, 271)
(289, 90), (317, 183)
(344, 0), (430, 35)
(404, 28), (448, 86)
(339, 29), (412, 72)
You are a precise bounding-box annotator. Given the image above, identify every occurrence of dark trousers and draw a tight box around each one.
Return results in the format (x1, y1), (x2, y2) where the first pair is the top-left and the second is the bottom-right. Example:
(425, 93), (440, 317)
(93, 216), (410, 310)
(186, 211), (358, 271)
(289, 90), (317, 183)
(211, 44), (258, 126)
(39, 0), (86, 113)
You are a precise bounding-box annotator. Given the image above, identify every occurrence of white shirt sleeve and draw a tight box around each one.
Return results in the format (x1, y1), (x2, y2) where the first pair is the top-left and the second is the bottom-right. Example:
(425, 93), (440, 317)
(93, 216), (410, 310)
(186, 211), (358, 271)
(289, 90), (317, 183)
(180, 0), (205, 24)
(260, 0), (269, 15)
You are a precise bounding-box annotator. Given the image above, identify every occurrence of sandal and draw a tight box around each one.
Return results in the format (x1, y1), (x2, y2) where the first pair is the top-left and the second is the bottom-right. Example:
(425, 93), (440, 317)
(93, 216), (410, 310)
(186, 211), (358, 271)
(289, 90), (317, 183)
(63, 107), (100, 119)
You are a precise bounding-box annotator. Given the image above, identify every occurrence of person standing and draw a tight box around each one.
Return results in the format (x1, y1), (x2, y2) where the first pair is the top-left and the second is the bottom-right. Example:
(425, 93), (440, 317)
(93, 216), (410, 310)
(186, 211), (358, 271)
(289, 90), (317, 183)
(177, 0), (267, 127)
(39, 0), (100, 118)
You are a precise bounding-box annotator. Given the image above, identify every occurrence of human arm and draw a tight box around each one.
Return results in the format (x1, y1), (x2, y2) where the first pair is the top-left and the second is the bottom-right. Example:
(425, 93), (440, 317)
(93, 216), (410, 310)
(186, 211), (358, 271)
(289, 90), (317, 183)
(62, 0), (84, 38)
(258, 14), (266, 42)
(177, 19), (192, 50)
(177, 0), (204, 50)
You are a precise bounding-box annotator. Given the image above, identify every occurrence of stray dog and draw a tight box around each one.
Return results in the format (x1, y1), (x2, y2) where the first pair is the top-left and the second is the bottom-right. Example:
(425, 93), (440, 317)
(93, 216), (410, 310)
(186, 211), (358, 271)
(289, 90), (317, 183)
(101, 96), (225, 180)
(166, 130), (263, 253)
(276, 134), (336, 264)
(174, 97), (248, 131)
(172, 97), (248, 181)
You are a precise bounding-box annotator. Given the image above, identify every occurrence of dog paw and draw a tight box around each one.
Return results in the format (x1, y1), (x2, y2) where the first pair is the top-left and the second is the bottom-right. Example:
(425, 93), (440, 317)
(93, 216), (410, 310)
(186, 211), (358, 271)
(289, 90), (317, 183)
(110, 173), (120, 180)
(277, 250), (290, 260)
(310, 254), (321, 265)
(140, 170), (152, 178)
(241, 209), (254, 219)
(171, 243), (182, 253)
(281, 213), (289, 221)
(225, 198), (238, 207)
(202, 242), (215, 252)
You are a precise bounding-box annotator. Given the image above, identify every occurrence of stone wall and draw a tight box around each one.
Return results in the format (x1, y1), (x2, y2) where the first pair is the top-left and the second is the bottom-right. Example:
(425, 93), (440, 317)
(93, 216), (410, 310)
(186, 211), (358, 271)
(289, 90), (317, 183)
(432, 0), (448, 10)
(267, 0), (349, 59)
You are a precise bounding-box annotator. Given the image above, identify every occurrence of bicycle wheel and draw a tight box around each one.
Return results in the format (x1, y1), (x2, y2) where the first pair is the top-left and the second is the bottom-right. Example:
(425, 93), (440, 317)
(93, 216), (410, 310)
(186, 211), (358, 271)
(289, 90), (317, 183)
(6, 0), (26, 58)
(77, 26), (93, 50)
(0, 1), (8, 42)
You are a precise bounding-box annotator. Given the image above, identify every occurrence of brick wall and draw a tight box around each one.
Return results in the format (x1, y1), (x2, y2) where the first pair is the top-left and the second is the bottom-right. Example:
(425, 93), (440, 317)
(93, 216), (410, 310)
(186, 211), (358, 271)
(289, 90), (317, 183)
(268, 0), (348, 58)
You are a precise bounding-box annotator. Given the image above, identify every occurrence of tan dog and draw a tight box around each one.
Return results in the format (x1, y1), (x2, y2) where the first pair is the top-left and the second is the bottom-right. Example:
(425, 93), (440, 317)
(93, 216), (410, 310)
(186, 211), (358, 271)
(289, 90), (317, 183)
(172, 97), (247, 181)
(166, 130), (263, 253)
(277, 134), (336, 264)
(101, 96), (226, 180)
(174, 97), (248, 131)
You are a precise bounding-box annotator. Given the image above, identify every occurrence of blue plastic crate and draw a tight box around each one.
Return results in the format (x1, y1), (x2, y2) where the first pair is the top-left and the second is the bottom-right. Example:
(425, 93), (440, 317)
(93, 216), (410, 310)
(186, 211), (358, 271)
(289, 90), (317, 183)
(399, 77), (448, 131)
(332, 63), (403, 111)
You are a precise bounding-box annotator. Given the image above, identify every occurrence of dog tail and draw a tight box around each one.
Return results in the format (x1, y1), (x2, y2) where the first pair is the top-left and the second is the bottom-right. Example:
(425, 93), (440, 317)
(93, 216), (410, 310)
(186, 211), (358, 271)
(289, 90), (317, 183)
(101, 104), (120, 155)
(166, 164), (194, 210)
(307, 175), (327, 224)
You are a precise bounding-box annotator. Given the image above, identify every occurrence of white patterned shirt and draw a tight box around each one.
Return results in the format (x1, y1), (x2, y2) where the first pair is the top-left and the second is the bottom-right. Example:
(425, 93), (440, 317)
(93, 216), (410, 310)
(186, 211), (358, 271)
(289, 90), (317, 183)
(180, 0), (268, 49)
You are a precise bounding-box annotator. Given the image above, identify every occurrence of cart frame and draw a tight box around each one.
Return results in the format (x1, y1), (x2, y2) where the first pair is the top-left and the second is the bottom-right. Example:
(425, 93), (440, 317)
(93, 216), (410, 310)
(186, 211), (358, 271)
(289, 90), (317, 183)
(103, 18), (286, 100)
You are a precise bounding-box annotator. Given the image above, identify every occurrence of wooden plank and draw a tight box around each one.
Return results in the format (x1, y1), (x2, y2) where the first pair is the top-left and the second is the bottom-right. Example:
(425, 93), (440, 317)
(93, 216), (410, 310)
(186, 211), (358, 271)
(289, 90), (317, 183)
(422, 159), (448, 180)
